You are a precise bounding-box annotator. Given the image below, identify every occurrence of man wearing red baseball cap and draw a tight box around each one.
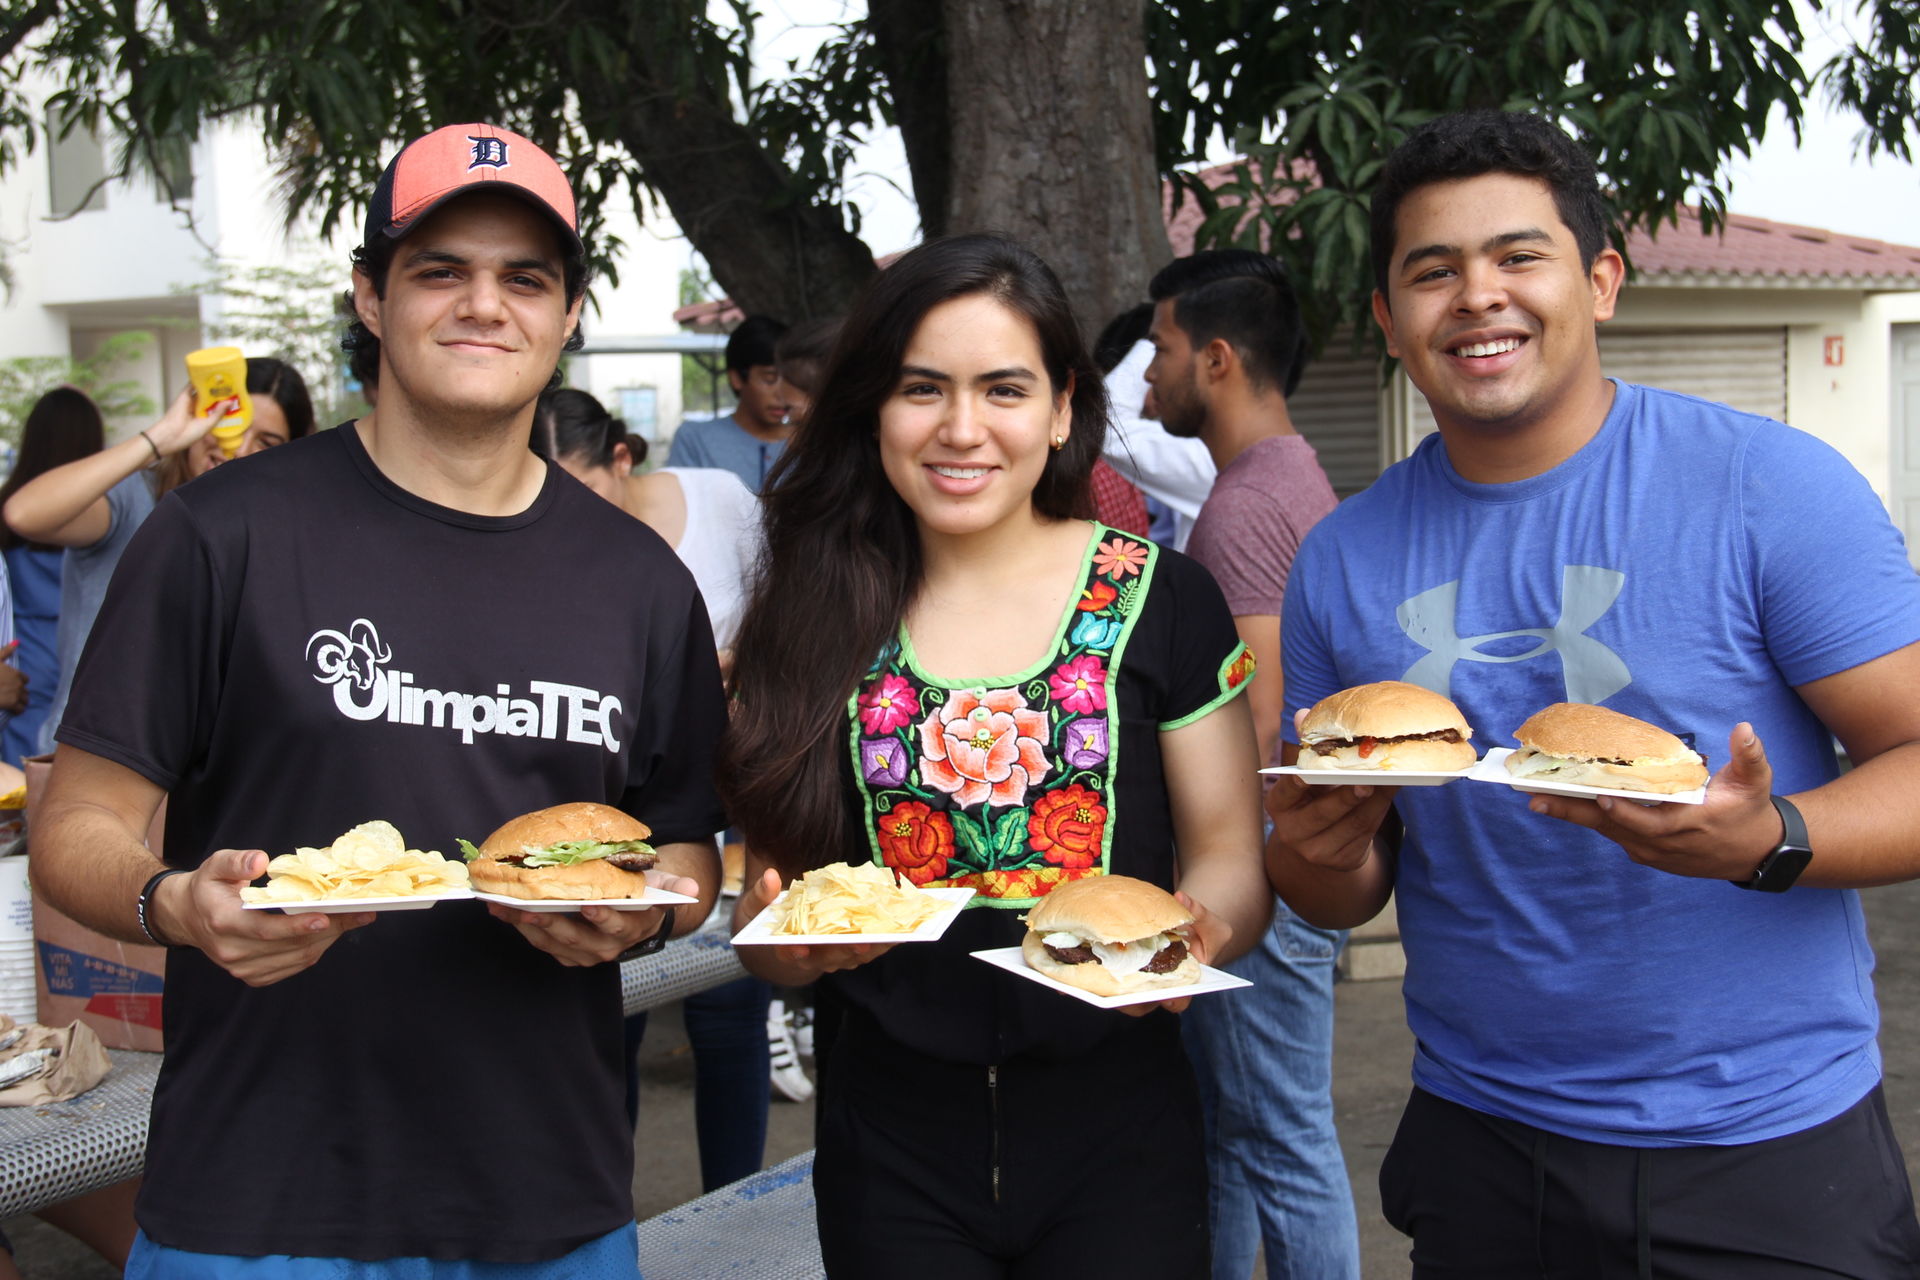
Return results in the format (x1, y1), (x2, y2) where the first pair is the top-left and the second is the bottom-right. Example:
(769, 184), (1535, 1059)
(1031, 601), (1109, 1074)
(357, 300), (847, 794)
(34, 124), (728, 1275)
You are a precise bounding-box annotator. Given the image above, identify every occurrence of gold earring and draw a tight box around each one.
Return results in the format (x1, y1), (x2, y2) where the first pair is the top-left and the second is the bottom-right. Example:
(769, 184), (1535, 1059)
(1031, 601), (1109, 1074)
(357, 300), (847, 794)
(1051, 433), (1065, 451)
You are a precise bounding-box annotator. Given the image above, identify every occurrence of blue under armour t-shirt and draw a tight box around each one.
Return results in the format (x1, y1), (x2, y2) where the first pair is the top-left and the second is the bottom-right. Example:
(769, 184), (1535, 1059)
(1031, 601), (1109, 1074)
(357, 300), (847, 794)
(1282, 380), (1920, 1146)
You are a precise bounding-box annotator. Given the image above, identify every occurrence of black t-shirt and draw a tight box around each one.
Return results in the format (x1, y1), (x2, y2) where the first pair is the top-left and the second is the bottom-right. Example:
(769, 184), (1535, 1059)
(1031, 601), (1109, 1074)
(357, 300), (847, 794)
(826, 530), (1251, 1064)
(58, 425), (728, 1261)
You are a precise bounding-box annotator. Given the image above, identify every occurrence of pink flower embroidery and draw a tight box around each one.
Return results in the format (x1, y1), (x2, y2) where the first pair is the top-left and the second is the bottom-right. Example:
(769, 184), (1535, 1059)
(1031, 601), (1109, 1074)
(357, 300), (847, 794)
(917, 688), (1053, 809)
(858, 673), (920, 736)
(1049, 655), (1108, 715)
(1093, 537), (1148, 579)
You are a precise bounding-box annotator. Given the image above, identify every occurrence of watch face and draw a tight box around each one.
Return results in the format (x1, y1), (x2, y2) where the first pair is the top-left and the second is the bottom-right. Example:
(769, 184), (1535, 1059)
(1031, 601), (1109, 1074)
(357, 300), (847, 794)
(1751, 846), (1812, 893)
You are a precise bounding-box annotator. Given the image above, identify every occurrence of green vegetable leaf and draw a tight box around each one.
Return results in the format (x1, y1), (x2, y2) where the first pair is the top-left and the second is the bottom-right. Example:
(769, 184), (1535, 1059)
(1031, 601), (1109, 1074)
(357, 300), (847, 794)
(519, 839), (656, 867)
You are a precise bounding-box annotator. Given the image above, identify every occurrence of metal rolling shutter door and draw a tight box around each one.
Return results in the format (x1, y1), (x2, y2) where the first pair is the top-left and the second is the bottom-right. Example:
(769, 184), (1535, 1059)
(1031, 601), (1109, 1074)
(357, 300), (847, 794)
(1596, 327), (1788, 420)
(1290, 343), (1386, 497)
(1403, 326), (1789, 443)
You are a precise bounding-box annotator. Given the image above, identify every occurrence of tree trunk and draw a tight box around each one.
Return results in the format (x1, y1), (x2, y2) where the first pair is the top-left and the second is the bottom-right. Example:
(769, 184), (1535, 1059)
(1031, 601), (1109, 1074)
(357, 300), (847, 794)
(569, 0), (879, 323)
(867, 0), (951, 239)
(940, 0), (1170, 337)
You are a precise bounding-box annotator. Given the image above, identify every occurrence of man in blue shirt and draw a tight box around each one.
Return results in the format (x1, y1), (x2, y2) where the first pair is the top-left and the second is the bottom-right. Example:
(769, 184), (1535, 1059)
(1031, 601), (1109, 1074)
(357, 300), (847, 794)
(1270, 110), (1920, 1274)
(665, 314), (792, 491)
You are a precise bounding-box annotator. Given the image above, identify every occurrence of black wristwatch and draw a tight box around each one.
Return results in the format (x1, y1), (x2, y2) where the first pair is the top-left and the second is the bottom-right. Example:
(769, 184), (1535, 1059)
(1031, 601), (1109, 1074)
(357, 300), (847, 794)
(616, 907), (675, 962)
(1733, 796), (1812, 892)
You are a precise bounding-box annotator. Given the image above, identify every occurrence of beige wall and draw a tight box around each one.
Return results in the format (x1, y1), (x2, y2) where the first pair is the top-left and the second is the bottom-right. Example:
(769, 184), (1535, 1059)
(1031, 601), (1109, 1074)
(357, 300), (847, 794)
(1610, 282), (1920, 504)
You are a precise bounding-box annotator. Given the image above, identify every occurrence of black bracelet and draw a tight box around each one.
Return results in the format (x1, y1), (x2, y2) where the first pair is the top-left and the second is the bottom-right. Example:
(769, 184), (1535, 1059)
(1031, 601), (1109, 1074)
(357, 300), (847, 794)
(137, 867), (189, 947)
(616, 907), (675, 962)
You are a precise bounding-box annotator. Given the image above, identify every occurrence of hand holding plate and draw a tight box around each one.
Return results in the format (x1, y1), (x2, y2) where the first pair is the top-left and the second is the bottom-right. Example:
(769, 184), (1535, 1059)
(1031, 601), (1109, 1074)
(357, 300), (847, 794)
(1524, 722), (1779, 880)
(157, 848), (375, 987)
(486, 871), (691, 967)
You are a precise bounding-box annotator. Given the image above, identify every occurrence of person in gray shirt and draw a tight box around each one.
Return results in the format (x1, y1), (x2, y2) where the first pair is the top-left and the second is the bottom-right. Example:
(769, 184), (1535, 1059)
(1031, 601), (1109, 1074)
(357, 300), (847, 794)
(665, 314), (793, 491)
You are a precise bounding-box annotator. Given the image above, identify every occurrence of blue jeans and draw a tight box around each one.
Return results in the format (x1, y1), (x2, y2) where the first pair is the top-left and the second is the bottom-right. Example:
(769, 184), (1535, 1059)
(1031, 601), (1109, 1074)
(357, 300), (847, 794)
(1181, 895), (1361, 1280)
(125, 1223), (638, 1278)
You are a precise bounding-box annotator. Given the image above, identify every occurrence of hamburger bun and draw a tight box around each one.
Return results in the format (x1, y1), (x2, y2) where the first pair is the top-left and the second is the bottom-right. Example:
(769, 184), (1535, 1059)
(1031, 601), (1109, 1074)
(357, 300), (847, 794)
(466, 802), (656, 900)
(1022, 875), (1202, 996)
(1298, 681), (1475, 771)
(1506, 703), (1707, 794)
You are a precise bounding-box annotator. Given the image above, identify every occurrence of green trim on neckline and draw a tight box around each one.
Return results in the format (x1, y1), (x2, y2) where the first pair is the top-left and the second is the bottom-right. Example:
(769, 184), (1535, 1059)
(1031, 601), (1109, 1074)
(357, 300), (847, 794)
(896, 521), (1103, 688)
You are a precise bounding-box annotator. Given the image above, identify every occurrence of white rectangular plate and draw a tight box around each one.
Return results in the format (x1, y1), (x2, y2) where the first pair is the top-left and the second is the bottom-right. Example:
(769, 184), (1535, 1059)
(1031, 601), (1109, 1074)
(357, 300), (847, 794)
(732, 886), (975, 946)
(1260, 762), (1476, 787)
(470, 886), (700, 912)
(1468, 747), (1707, 806)
(242, 890), (473, 914)
(970, 945), (1253, 1010)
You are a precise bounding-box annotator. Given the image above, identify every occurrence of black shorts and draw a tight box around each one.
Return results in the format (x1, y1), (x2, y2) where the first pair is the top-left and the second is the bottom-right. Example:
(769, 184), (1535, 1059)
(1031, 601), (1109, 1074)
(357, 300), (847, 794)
(811, 1008), (1209, 1280)
(1380, 1085), (1920, 1279)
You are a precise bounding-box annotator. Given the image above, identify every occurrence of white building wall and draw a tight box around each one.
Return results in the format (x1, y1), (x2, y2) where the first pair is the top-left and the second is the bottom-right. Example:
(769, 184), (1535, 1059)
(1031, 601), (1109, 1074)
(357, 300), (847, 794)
(2, 92), (695, 446)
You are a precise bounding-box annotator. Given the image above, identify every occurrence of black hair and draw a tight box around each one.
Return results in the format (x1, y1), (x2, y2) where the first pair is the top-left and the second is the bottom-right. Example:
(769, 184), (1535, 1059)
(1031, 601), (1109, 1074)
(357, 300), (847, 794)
(774, 316), (842, 397)
(0, 386), (106, 552)
(340, 194), (590, 384)
(529, 386), (648, 469)
(725, 315), (789, 376)
(1148, 250), (1309, 397)
(1093, 303), (1154, 375)
(1370, 110), (1611, 298)
(337, 291), (378, 393)
(248, 357), (315, 440)
(722, 233), (1108, 877)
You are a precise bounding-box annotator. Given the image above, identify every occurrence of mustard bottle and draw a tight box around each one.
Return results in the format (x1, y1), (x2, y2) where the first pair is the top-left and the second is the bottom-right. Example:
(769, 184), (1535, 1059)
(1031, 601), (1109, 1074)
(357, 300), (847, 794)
(184, 347), (252, 458)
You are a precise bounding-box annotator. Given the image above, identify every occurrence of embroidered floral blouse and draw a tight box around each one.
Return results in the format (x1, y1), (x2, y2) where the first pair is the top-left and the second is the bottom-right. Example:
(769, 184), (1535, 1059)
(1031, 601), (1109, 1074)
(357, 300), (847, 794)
(829, 525), (1253, 1064)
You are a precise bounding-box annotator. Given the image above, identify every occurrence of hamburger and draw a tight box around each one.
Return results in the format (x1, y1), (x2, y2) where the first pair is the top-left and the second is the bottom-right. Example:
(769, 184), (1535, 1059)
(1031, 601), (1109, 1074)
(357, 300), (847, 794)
(459, 802), (658, 900)
(1299, 681), (1475, 771)
(1505, 703), (1708, 795)
(1021, 875), (1201, 997)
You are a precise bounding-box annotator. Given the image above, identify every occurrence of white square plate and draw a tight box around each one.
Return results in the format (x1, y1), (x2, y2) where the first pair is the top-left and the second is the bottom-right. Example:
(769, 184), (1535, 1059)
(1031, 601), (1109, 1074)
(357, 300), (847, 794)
(970, 945), (1253, 1009)
(470, 885), (701, 912)
(1468, 747), (1707, 805)
(732, 886), (975, 946)
(242, 890), (474, 914)
(1260, 761), (1476, 787)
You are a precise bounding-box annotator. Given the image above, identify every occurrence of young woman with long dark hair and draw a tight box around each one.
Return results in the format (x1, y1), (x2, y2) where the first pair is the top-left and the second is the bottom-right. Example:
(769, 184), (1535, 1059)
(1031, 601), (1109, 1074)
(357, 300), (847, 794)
(0, 387), (106, 764)
(723, 235), (1270, 1277)
(2, 357), (314, 750)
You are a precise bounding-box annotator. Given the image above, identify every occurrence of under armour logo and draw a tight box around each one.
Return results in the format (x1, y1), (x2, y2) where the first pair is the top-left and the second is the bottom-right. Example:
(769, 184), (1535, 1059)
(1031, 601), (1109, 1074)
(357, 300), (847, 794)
(467, 137), (509, 170)
(1397, 565), (1631, 705)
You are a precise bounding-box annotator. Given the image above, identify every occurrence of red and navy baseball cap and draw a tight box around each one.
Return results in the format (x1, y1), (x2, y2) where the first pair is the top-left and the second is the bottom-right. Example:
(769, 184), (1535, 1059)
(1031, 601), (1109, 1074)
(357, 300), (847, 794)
(364, 123), (581, 256)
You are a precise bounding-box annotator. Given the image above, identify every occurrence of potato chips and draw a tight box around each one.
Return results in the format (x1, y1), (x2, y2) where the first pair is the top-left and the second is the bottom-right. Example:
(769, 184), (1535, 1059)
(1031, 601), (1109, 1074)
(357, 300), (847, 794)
(240, 821), (470, 903)
(772, 862), (942, 936)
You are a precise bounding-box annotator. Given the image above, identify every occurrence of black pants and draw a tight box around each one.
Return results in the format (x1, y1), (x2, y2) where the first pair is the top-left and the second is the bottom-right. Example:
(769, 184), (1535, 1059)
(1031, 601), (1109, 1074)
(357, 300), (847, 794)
(1380, 1085), (1920, 1279)
(811, 1009), (1209, 1279)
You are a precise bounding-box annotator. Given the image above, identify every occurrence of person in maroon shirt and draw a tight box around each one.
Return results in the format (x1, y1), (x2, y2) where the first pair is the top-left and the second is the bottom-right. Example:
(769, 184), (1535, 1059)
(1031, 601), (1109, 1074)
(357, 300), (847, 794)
(1146, 249), (1357, 1280)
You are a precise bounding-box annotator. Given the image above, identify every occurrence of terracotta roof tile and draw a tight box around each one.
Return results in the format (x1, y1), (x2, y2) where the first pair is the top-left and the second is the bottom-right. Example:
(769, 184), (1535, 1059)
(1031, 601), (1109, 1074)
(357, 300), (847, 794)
(1624, 206), (1920, 282)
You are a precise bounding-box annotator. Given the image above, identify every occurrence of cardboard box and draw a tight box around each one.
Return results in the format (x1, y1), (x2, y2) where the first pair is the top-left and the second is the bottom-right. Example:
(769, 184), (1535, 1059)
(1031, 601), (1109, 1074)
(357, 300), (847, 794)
(25, 754), (168, 1051)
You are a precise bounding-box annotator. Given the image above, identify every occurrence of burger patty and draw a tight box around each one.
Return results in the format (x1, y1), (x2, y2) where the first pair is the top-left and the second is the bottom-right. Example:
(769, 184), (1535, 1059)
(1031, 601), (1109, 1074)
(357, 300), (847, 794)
(498, 851), (656, 871)
(1308, 727), (1464, 757)
(1042, 937), (1189, 973)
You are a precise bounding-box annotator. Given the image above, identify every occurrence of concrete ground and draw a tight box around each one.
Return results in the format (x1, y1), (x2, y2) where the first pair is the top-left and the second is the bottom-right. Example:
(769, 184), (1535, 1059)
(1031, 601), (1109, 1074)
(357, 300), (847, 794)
(13, 878), (1920, 1276)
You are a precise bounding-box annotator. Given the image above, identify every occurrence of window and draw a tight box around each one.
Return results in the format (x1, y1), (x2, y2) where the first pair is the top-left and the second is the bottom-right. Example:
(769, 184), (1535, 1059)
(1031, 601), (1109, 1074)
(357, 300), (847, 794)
(47, 110), (106, 216)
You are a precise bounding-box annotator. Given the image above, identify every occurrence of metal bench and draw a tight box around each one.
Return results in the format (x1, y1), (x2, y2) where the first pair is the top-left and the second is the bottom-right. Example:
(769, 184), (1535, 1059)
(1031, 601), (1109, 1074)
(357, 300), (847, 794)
(0, 934), (748, 1220)
(637, 1151), (822, 1279)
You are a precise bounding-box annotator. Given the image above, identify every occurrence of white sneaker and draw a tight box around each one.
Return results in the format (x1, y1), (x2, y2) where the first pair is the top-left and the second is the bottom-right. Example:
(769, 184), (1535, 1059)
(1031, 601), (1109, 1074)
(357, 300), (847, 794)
(768, 1001), (814, 1102)
(791, 1004), (815, 1058)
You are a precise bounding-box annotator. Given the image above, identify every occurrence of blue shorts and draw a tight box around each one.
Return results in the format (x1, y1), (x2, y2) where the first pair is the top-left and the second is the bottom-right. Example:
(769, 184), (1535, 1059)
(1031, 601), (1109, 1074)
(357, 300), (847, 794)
(125, 1223), (639, 1279)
